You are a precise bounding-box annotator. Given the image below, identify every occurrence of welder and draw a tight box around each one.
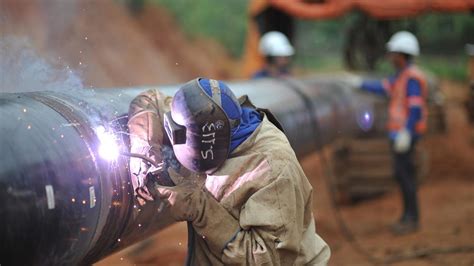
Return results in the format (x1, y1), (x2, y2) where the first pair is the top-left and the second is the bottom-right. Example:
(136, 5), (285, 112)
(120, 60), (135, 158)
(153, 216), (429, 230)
(127, 78), (330, 265)
(356, 31), (428, 235)
(252, 31), (294, 79)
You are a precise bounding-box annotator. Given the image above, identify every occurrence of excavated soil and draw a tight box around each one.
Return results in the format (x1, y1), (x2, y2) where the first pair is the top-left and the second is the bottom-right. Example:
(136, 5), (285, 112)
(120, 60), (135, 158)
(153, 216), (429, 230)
(1, 1), (472, 265)
(0, 0), (234, 88)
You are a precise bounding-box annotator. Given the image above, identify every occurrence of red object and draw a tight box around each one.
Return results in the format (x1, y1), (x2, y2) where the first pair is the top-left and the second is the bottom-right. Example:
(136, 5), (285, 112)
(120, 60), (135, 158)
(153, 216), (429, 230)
(269, 0), (474, 19)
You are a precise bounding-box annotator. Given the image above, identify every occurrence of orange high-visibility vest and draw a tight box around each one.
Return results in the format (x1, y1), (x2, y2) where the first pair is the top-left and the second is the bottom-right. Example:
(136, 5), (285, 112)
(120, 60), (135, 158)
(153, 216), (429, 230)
(383, 66), (428, 134)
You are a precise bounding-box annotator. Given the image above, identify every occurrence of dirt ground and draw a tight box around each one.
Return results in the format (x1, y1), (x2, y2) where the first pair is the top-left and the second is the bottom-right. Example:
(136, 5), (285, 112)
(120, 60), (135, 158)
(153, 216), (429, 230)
(2, 1), (473, 265)
(0, 0), (235, 88)
(98, 82), (474, 266)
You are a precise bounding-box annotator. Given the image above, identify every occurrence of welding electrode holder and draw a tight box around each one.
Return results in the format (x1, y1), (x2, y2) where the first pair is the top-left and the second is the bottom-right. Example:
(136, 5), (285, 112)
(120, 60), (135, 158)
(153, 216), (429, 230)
(145, 165), (176, 187)
(120, 151), (175, 192)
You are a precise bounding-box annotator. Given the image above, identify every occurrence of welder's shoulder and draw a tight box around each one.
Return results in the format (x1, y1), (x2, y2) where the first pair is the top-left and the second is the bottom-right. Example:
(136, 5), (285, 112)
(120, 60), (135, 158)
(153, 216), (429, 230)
(130, 88), (172, 113)
(255, 116), (297, 161)
(251, 117), (303, 182)
(260, 116), (313, 185)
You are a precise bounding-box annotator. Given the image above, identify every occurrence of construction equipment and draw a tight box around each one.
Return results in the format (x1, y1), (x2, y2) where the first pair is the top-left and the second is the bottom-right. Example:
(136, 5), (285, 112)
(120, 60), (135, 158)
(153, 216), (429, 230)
(242, 0), (474, 75)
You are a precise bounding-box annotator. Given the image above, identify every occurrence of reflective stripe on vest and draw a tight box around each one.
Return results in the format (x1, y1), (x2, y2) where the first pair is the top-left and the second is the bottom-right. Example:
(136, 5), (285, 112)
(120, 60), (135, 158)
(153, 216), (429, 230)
(386, 66), (428, 134)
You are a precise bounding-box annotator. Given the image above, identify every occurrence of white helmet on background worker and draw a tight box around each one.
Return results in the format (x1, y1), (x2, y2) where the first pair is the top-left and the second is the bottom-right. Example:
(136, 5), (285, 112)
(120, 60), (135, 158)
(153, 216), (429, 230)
(259, 31), (295, 57)
(386, 31), (420, 56)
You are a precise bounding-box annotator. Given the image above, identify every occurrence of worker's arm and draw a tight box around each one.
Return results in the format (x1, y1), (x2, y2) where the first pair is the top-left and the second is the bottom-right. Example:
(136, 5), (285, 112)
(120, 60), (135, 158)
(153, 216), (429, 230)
(405, 78), (423, 135)
(154, 164), (315, 264)
(128, 89), (172, 197)
(216, 165), (321, 265)
(360, 79), (391, 96)
(128, 89), (172, 151)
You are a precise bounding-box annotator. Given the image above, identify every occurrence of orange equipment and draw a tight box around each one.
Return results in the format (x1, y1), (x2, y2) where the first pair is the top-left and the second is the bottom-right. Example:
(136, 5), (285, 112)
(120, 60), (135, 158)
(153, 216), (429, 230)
(242, 0), (474, 77)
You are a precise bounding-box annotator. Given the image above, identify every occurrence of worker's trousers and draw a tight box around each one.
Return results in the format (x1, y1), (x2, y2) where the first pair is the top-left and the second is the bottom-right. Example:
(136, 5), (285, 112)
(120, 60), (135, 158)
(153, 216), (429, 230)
(391, 140), (419, 223)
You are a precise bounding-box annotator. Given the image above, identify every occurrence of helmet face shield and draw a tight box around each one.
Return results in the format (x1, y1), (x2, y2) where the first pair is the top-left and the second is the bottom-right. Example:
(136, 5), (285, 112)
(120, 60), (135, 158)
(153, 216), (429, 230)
(163, 111), (186, 145)
(169, 78), (233, 173)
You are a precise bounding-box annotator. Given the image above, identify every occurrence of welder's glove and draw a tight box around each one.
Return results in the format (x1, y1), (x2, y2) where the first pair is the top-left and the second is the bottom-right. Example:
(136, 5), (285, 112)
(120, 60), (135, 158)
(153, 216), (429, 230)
(149, 179), (204, 221)
(135, 183), (154, 206)
(128, 145), (162, 205)
(129, 147), (151, 184)
(394, 128), (411, 153)
(146, 169), (241, 252)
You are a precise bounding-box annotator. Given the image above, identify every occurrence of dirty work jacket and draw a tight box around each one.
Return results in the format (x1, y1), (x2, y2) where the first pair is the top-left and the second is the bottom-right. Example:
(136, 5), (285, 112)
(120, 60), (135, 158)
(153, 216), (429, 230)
(128, 89), (330, 265)
(191, 114), (330, 265)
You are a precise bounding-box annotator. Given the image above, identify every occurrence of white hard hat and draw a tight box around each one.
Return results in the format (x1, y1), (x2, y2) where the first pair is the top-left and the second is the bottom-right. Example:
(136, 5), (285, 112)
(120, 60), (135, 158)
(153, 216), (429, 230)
(259, 31), (294, 57)
(386, 31), (420, 56)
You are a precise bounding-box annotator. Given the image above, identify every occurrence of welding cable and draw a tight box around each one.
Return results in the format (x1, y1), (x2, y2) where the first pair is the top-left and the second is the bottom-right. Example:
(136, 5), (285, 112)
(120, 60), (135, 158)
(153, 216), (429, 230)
(281, 77), (472, 264)
(320, 149), (474, 263)
(311, 97), (474, 263)
(280, 77), (382, 265)
(184, 221), (195, 266)
(120, 152), (161, 168)
(318, 149), (381, 265)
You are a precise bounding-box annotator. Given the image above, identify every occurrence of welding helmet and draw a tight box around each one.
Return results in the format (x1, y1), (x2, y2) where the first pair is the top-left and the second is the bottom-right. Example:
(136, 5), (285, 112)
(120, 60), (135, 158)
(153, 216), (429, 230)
(164, 78), (241, 174)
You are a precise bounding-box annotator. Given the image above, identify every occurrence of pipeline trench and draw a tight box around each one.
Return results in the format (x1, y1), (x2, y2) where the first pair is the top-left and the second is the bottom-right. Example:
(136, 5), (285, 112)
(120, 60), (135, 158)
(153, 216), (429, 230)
(1, 1), (473, 265)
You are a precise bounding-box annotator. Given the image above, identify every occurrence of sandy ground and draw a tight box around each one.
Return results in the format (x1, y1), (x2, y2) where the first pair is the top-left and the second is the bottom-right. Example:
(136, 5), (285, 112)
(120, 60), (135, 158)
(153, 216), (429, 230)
(98, 81), (474, 265)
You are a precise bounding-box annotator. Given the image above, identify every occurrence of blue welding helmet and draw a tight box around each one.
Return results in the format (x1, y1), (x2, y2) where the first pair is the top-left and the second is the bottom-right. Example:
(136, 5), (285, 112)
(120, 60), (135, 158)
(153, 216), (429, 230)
(164, 78), (241, 174)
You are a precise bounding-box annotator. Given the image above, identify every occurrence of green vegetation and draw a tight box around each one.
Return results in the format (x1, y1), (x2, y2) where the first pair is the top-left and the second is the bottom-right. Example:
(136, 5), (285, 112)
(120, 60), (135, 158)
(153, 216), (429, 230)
(148, 0), (473, 81)
(148, 0), (249, 57)
(419, 55), (468, 81)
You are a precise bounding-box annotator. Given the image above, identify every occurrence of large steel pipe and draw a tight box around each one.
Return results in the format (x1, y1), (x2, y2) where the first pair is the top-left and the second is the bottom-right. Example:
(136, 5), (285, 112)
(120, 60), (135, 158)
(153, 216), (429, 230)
(0, 76), (385, 265)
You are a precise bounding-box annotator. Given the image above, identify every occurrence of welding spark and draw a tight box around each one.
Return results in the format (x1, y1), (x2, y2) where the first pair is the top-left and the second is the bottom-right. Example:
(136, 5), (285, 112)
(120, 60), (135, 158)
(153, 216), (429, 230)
(95, 125), (120, 161)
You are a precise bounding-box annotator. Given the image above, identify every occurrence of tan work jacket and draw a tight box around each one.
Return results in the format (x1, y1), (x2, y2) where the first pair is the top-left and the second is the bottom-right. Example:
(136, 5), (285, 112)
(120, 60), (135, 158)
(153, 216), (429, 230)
(128, 89), (330, 265)
(191, 115), (330, 265)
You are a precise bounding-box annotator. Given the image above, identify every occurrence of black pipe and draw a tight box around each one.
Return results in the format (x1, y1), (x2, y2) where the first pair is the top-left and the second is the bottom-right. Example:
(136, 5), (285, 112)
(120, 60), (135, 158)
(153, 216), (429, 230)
(0, 76), (386, 265)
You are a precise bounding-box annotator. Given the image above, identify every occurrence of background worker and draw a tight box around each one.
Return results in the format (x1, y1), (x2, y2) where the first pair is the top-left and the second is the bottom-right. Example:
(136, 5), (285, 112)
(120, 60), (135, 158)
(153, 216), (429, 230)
(128, 78), (330, 265)
(358, 31), (428, 235)
(252, 31), (294, 79)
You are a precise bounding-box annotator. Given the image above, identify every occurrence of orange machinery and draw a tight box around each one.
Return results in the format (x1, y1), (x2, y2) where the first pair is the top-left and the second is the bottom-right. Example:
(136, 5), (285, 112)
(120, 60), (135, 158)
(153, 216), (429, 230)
(243, 0), (474, 77)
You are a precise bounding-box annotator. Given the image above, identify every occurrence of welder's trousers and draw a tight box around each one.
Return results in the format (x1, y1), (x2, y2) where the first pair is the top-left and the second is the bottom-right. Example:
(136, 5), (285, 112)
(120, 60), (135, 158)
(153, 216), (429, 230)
(391, 141), (419, 223)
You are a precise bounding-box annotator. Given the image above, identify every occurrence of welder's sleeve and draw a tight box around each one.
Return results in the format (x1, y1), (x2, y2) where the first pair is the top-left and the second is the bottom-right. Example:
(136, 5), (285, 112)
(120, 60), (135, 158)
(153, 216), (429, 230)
(128, 89), (172, 188)
(191, 190), (241, 252)
(128, 89), (171, 151)
(201, 164), (329, 265)
(406, 78), (423, 135)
